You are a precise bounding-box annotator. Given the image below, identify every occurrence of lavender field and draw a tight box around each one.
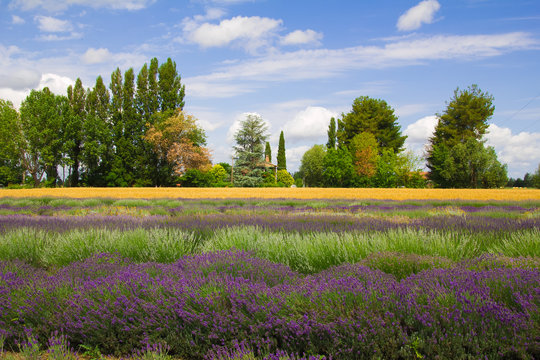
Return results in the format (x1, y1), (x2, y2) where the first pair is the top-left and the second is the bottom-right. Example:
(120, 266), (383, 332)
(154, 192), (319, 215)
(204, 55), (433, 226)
(0, 197), (539, 359)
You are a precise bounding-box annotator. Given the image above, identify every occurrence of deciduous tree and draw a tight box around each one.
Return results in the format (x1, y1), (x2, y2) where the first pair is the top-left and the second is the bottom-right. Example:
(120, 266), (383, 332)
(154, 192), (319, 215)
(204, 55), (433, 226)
(337, 96), (406, 153)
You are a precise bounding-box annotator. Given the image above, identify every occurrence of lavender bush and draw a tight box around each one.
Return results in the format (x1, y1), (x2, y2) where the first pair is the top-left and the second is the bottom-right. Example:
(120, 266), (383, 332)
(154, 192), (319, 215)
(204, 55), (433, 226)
(0, 251), (538, 359)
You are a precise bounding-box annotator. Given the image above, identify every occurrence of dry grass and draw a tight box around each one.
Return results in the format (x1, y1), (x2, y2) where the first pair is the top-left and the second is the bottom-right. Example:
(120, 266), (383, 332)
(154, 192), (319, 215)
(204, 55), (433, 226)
(1, 187), (540, 200)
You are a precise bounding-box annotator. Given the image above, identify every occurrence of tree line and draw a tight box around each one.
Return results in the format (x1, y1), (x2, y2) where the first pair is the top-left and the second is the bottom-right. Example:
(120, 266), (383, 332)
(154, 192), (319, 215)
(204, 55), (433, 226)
(0, 58), (538, 189)
(0, 58), (213, 188)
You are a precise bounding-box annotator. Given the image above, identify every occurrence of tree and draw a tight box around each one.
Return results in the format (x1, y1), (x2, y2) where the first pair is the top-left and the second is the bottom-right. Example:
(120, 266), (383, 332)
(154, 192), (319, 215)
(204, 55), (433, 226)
(327, 117), (336, 150)
(277, 131), (286, 170)
(233, 114), (268, 187)
(323, 147), (356, 187)
(0, 99), (24, 186)
(209, 164), (228, 185)
(427, 85), (506, 188)
(65, 78), (86, 186)
(82, 75), (112, 186)
(20, 88), (65, 187)
(531, 164), (540, 188)
(265, 141), (272, 163)
(144, 110), (211, 179)
(337, 96), (406, 153)
(158, 58), (185, 113)
(277, 169), (294, 187)
(349, 132), (379, 185)
(430, 85), (494, 148)
(299, 145), (326, 187)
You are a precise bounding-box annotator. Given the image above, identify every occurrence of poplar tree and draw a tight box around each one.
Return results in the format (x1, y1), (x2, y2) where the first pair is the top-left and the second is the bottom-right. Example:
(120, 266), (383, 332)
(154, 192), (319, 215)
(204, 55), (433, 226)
(277, 131), (286, 170)
(65, 78), (86, 186)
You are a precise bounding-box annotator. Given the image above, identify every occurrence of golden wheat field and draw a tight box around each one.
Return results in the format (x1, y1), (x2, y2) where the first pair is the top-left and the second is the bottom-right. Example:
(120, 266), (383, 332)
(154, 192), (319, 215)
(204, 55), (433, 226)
(1, 187), (540, 201)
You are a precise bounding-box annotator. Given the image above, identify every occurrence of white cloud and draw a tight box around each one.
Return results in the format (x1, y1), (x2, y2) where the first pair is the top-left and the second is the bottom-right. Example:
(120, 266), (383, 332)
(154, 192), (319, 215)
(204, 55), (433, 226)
(397, 0), (441, 31)
(12, 15), (25, 24)
(183, 15), (282, 51)
(38, 73), (75, 94)
(0, 68), (41, 90)
(82, 48), (112, 64)
(186, 32), (536, 99)
(286, 145), (312, 172)
(10, 0), (156, 12)
(35, 16), (73, 32)
(283, 106), (337, 142)
(281, 29), (322, 46)
(38, 32), (83, 41)
(485, 124), (540, 177)
(403, 115), (438, 158)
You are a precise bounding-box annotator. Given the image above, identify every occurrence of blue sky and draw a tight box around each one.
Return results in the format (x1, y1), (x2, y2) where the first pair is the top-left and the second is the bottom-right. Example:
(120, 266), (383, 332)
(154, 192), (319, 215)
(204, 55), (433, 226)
(1, 0), (539, 177)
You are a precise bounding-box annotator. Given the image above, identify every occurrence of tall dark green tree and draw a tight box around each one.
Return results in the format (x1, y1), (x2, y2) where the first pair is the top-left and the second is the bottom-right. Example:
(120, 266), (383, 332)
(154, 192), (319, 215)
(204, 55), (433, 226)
(82, 76), (112, 186)
(158, 58), (185, 113)
(327, 117), (337, 150)
(233, 114), (268, 187)
(337, 96), (406, 153)
(65, 78), (86, 186)
(430, 85), (494, 148)
(427, 85), (506, 188)
(20, 88), (65, 187)
(0, 99), (24, 185)
(265, 141), (271, 162)
(277, 131), (286, 170)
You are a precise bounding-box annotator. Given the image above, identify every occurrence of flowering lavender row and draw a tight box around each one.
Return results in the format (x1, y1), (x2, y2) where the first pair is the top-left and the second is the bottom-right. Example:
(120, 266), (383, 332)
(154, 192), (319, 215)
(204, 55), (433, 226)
(0, 213), (538, 234)
(0, 251), (538, 359)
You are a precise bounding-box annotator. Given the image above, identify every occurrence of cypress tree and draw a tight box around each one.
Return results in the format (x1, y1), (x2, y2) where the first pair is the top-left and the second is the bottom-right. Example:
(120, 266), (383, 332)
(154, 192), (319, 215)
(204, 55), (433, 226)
(277, 131), (286, 170)
(327, 117), (336, 150)
(265, 142), (271, 163)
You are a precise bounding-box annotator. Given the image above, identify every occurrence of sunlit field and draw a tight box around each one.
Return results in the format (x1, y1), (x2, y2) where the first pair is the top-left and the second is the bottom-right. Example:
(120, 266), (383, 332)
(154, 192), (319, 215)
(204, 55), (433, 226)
(2, 187), (540, 200)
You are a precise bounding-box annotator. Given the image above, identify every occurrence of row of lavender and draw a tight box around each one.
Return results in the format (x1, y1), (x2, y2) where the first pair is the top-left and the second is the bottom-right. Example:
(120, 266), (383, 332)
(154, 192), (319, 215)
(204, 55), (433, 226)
(1, 212), (539, 234)
(0, 250), (538, 359)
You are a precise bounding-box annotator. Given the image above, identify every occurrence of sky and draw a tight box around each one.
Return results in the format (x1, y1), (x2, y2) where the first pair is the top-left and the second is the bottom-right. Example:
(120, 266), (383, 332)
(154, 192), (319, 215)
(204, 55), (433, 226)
(1, 0), (540, 178)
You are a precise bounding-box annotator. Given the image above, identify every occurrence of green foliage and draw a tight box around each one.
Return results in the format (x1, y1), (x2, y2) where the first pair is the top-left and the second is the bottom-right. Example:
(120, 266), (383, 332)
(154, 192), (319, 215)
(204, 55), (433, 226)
(323, 147), (356, 187)
(180, 169), (213, 187)
(0, 99), (23, 186)
(277, 169), (294, 187)
(210, 164), (229, 184)
(431, 85), (494, 148)
(429, 139), (507, 188)
(233, 114), (268, 187)
(326, 117), (337, 150)
(427, 85), (505, 188)
(531, 164), (540, 188)
(264, 141), (271, 163)
(277, 131), (286, 170)
(299, 145), (326, 187)
(20, 88), (66, 187)
(337, 96), (406, 153)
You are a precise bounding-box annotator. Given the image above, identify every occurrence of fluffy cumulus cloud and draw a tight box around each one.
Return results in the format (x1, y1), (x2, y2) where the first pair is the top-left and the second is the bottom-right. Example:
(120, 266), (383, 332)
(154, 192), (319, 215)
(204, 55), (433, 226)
(397, 0), (441, 31)
(82, 48), (112, 64)
(282, 106), (337, 142)
(485, 124), (540, 177)
(10, 0), (156, 12)
(35, 15), (73, 32)
(0, 68), (41, 91)
(38, 73), (75, 94)
(281, 29), (323, 46)
(183, 15), (282, 51)
(403, 115), (438, 153)
(286, 145), (312, 172)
